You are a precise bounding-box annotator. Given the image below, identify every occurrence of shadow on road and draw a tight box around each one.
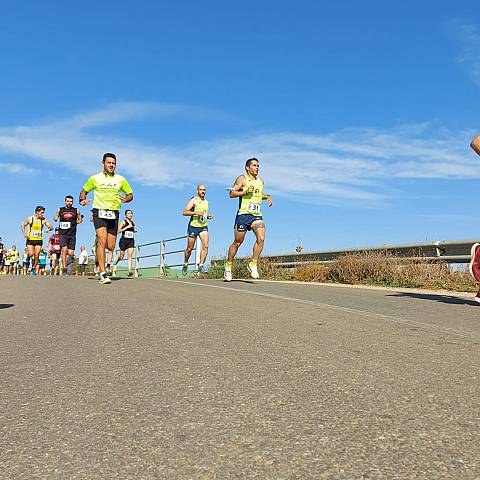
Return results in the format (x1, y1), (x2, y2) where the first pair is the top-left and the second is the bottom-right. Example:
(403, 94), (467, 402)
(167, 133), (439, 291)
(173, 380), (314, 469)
(387, 292), (479, 307)
(0, 304), (14, 309)
(228, 279), (257, 284)
(86, 277), (131, 282)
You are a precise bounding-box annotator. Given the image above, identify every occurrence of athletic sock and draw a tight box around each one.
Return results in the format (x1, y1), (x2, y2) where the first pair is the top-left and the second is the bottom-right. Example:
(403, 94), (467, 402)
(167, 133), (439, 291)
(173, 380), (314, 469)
(225, 261), (233, 269)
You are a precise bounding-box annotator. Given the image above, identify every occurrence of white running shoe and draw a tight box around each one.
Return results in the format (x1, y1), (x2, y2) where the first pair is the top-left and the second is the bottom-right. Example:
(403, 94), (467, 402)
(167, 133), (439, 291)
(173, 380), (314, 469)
(224, 267), (232, 282)
(474, 296), (480, 304)
(99, 273), (112, 284)
(247, 262), (260, 279)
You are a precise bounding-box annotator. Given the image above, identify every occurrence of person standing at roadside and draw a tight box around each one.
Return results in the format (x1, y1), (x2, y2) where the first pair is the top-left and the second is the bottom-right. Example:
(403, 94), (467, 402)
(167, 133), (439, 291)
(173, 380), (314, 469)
(78, 245), (89, 276)
(79, 153), (133, 284)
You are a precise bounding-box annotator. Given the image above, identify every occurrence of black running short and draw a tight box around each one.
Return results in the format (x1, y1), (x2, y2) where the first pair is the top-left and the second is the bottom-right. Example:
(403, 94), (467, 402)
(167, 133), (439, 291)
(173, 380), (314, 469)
(92, 208), (119, 236)
(119, 237), (135, 251)
(26, 239), (43, 247)
(60, 234), (76, 250)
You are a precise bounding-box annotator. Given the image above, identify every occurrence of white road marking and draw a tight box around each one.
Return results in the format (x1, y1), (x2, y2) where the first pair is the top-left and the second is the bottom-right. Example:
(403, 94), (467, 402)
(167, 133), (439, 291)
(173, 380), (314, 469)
(147, 278), (480, 341)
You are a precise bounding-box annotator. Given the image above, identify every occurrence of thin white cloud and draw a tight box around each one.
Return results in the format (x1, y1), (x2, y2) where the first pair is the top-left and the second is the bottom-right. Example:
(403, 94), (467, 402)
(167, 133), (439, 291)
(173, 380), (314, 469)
(447, 20), (480, 86)
(0, 162), (38, 175)
(0, 102), (477, 205)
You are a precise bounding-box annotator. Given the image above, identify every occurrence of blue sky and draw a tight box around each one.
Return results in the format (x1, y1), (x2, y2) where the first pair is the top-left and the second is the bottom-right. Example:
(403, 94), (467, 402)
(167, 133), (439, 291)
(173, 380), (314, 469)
(1, 1), (480, 261)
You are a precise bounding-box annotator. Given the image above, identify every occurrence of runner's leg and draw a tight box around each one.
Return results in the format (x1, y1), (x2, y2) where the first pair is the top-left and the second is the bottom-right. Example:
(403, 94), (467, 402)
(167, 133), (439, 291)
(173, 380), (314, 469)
(33, 245), (42, 271)
(198, 231), (209, 271)
(61, 246), (68, 274)
(96, 227), (108, 273)
(251, 221), (265, 262)
(227, 228), (247, 263)
(127, 247), (133, 273)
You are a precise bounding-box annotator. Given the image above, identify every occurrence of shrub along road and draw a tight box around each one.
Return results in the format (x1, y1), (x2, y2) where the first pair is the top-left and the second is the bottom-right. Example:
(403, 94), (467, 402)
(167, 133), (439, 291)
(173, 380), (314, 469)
(1, 276), (479, 479)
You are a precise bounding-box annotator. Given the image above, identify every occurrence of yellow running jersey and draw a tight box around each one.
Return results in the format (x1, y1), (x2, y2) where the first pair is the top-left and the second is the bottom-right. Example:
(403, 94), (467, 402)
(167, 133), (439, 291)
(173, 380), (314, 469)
(189, 197), (209, 227)
(27, 216), (44, 241)
(238, 176), (263, 216)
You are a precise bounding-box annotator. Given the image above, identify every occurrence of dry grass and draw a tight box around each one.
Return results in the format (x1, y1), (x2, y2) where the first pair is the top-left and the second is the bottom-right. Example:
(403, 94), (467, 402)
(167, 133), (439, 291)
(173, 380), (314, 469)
(208, 251), (478, 293)
(292, 251), (477, 292)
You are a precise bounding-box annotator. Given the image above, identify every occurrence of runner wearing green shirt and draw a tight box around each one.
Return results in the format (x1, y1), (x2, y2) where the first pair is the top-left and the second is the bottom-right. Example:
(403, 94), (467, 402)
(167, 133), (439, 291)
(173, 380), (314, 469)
(79, 152), (133, 284)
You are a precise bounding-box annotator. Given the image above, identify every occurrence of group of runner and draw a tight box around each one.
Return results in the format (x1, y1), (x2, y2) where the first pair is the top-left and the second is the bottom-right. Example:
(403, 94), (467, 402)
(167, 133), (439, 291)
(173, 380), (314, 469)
(8, 135), (480, 297)
(13, 152), (272, 285)
(0, 242), (20, 275)
(181, 157), (272, 281)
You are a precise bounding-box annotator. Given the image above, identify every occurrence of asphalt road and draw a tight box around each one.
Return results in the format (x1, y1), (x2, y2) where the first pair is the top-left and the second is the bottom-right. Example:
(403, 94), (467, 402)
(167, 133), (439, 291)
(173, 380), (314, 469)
(1, 275), (479, 479)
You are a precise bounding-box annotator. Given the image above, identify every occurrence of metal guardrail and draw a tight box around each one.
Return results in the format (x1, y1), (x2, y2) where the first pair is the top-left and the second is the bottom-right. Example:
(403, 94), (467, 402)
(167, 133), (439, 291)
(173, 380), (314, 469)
(88, 235), (201, 277)
(211, 239), (477, 268)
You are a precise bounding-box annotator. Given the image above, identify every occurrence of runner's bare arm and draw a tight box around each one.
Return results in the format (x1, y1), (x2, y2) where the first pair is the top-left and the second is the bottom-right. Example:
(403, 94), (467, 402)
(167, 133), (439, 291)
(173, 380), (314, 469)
(79, 189), (90, 206)
(260, 179), (273, 206)
(21, 218), (29, 238)
(53, 208), (60, 222)
(77, 211), (83, 224)
(471, 135), (480, 156)
(229, 175), (247, 198)
(44, 219), (53, 232)
(183, 198), (196, 216)
(120, 193), (133, 203)
(118, 220), (127, 233)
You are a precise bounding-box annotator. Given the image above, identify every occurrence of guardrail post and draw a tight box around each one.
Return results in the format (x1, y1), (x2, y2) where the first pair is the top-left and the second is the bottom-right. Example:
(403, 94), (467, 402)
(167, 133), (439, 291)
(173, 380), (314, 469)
(160, 240), (165, 277)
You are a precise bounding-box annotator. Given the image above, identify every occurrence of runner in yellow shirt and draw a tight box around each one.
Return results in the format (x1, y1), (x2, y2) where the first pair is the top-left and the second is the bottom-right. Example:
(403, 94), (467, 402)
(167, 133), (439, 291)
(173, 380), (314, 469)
(224, 158), (273, 281)
(21, 206), (53, 275)
(8, 245), (19, 275)
(79, 152), (133, 284)
(182, 184), (214, 275)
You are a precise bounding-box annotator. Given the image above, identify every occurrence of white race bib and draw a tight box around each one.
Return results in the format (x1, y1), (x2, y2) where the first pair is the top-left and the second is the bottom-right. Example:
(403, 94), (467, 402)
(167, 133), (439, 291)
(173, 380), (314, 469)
(98, 209), (116, 220)
(60, 222), (71, 229)
(247, 202), (261, 214)
(31, 230), (42, 238)
(124, 231), (134, 239)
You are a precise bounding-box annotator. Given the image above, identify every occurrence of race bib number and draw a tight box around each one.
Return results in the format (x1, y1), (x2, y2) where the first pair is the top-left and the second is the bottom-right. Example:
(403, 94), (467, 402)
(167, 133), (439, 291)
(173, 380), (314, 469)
(247, 202), (261, 214)
(54, 245), (61, 252)
(60, 222), (71, 229)
(98, 209), (116, 220)
(124, 231), (134, 239)
(198, 212), (207, 223)
(31, 230), (42, 238)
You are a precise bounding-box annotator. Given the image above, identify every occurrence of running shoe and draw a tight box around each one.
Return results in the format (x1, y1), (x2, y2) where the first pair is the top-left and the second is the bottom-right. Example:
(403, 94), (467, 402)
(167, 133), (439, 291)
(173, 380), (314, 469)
(127, 271), (134, 277)
(469, 243), (480, 281)
(247, 261), (260, 279)
(30, 269), (37, 276)
(475, 296), (480, 305)
(198, 264), (205, 274)
(224, 267), (232, 282)
(182, 264), (188, 276)
(99, 272), (112, 284)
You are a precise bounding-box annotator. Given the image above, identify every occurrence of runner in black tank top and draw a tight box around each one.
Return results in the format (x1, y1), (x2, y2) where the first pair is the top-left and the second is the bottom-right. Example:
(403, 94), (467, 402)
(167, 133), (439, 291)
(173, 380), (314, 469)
(114, 209), (136, 276)
(54, 195), (83, 275)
